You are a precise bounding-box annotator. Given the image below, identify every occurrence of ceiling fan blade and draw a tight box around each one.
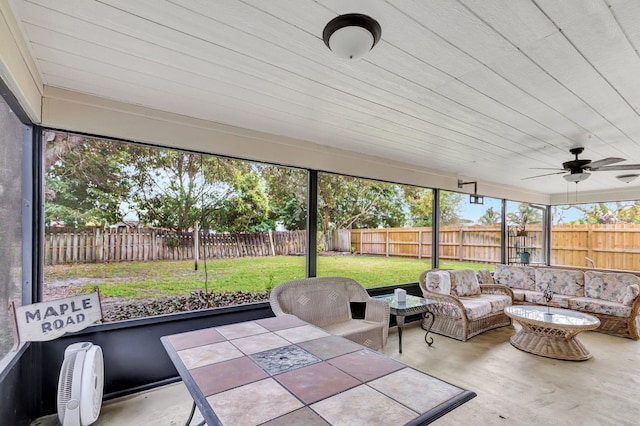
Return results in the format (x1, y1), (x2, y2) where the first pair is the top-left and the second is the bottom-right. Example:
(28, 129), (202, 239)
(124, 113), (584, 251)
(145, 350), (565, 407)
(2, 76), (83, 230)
(587, 157), (626, 169)
(591, 164), (640, 171)
(521, 171), (566, 180)
(528, 167), (565, 171)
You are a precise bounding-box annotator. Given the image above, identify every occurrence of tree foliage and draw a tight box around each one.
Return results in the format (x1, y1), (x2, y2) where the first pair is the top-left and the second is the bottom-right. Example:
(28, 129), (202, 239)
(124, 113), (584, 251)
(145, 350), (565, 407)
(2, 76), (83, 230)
(556, 202), (640, 224)
(318, 174), (405, 231)
(478, 206), (501, 225)
(128, 148), (270, 232)
(45, 134), (130, 227)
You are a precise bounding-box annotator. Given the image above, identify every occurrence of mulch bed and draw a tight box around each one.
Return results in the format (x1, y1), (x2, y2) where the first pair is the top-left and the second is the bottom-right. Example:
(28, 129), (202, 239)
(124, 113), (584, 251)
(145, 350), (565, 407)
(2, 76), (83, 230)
(102, 290), (270, 322)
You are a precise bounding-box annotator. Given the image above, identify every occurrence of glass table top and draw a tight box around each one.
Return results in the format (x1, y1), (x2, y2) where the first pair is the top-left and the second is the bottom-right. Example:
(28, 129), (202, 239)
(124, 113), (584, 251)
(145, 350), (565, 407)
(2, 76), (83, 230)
(505, 305), (599, 326)
(375, 294), (435, 313)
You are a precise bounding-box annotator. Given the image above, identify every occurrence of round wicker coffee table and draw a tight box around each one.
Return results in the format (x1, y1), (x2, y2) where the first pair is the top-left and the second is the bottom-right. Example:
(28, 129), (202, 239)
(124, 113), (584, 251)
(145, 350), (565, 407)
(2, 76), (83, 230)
(504, 306), (600, 361)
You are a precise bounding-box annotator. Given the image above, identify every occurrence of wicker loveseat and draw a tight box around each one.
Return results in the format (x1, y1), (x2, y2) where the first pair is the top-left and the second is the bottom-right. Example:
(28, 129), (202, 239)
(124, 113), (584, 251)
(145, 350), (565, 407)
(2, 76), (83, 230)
(269, 276), (390, 350)
(419, 269), (513, 341)
(484, 264), (640, 340)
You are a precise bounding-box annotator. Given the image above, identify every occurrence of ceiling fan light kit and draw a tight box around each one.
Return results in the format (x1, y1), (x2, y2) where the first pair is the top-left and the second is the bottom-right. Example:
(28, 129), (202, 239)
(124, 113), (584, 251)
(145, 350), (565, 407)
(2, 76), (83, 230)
(616, 174), (639, 183)
(323, 13), (381, 60)
(525, 147), (640, 184)
(563, 172), (590, 183)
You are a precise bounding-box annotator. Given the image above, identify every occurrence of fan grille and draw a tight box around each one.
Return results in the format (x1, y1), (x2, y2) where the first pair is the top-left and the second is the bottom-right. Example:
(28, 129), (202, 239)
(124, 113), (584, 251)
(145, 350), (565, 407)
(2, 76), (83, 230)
(57, 353), (77, 423)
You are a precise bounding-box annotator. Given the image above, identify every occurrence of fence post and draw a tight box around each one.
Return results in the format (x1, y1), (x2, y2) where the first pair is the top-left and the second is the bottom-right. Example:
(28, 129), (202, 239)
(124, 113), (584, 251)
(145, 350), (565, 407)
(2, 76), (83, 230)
(268, 230), (276, 256)
(385, 230), (389, 257)
(194, 222), (199, 270)
(418, 230), (422, 259)
(458, 227), (464, 261)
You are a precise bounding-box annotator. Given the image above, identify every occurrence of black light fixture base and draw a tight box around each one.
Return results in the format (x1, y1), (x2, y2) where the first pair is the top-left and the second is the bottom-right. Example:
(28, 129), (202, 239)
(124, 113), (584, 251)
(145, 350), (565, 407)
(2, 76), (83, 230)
(322, 13), (382, 52)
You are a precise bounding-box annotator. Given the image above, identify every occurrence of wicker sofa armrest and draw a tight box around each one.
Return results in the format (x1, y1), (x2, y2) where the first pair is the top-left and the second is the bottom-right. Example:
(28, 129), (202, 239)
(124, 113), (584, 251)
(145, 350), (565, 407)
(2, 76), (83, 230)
(480, 284), (514, 300)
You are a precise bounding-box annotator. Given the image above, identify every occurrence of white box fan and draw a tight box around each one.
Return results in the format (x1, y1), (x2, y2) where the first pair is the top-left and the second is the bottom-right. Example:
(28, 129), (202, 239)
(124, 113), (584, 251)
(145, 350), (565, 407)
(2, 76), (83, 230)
(57, 342), (104, 426)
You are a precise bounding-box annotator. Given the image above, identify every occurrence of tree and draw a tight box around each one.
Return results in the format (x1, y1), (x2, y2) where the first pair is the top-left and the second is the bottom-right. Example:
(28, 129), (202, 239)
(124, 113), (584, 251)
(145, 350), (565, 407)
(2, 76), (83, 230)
(261, 166), (307, 230)
(45, 135), (131, 227)
(558, 202), (640, 224)
(478, 207), (501, 225)
(129, 148), (271, 232)
(507, 203), (542, 231)
(318, 175), (405, 231)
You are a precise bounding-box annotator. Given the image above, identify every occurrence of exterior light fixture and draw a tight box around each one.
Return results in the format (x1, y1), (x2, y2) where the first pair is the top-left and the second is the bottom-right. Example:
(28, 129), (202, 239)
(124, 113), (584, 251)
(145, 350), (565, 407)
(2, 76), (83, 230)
(457, 179), (484, 205)
(616, 174), (639, 183)
(563, 172), (590, 183)
(323, 13), (381, 60)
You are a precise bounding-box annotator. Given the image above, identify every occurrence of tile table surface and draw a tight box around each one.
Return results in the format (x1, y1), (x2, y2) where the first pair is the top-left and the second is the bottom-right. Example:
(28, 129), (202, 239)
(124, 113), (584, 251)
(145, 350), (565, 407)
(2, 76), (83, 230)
(161, 316), (475, 426)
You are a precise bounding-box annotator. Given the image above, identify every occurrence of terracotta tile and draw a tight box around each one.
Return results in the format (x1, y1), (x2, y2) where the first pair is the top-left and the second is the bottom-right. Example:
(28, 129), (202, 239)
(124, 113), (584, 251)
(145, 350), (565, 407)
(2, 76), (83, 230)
(216, 321), (268, 339)
(298, 336), (362, 360)
(231, 332), (290, 355)
(368, 368), (463, 413)
(261, 407), (330, 426)
(250, 345), (321, 376)
(256, 315), (307, 331)
(328, 349), (404, 382)
(275, 362), (359, 404)
(311, 384), (418, 425)
(275, 324), (331, 343)
(206, 378), (302, 425)
(190, 356), (267, 396)
(177, 341), (243, 369)
(166, 328), (225, 351)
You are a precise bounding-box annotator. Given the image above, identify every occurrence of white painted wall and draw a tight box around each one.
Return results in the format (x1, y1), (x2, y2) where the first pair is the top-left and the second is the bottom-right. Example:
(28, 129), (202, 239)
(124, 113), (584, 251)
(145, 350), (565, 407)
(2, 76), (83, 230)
(0, 0), (41, 122)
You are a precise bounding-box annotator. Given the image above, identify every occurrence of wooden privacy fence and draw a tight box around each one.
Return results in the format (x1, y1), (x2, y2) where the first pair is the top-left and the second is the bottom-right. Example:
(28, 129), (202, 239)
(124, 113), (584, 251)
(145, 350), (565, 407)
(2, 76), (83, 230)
(44, 228), (306, 265)
(551, 223), (640, 270)
(350, 226), (500, 263)
(351, 224), (640, 270)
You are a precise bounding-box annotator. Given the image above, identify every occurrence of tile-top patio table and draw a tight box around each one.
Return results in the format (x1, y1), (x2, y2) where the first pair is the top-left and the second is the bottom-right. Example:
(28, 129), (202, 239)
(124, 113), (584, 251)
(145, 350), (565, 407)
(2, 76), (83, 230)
(161, 316), (476, 426)
(375, 294), (436, 353)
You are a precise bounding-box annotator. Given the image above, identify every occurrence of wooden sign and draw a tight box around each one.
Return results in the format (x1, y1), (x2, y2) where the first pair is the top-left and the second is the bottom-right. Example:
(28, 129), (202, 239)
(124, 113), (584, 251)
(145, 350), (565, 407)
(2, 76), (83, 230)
(11, 292), (102, 347)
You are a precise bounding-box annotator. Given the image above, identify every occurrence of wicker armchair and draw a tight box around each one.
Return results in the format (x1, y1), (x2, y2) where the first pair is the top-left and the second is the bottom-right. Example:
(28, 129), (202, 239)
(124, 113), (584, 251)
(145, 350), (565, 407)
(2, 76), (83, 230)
(269, 276), (390, 350)
(419, 269), (514, 342)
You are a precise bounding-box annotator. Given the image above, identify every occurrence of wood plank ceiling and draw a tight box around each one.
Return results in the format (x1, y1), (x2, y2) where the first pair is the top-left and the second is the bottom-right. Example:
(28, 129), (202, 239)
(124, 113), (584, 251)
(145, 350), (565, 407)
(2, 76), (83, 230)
(9, 0), (640, 196)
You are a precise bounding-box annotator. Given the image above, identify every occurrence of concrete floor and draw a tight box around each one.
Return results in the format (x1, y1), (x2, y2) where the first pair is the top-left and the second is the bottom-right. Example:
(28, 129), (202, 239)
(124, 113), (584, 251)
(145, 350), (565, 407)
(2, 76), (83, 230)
(33, 322), (640, 425)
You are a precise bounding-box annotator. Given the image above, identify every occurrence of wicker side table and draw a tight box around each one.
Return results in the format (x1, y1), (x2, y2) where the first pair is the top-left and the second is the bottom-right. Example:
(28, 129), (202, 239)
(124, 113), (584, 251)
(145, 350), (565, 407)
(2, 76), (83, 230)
(505, 305), (600, 361)
(376, 294), (436, 353)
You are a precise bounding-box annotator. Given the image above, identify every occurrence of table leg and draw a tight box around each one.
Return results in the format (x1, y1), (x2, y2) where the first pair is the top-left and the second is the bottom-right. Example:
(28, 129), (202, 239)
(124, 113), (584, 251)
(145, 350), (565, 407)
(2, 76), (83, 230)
(397, 314), (405, 353)
(421, 311), (435, 347)
(185, 401), (206, 426)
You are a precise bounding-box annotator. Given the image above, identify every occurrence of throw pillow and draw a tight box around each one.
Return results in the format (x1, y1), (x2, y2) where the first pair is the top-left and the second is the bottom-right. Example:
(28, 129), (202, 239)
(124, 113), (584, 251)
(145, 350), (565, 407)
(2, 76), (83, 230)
(426, 271), (451, 295)
(477, 269), (494, 284)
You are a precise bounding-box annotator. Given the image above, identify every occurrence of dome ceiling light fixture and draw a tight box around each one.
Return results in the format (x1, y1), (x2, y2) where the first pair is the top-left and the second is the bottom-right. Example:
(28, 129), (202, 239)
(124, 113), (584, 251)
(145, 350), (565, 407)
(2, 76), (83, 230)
(563, 172), (590, 183)
(323, 13), (381, 60)
(616, 174), (639, 183)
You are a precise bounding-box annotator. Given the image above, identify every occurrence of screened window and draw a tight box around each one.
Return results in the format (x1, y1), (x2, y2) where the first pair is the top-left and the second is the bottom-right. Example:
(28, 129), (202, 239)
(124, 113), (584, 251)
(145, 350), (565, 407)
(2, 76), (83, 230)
(43, 131), (306, 321)
(0, 95), (26, 364)
(316, 172), (433, 287)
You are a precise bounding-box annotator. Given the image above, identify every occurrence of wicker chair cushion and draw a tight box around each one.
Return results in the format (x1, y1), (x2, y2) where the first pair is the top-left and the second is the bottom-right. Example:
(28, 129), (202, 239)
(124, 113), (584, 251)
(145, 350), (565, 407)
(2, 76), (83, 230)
(493, 264), (535, 290)
(426, 271), (451, 294)
(535, 268), (584, 296)
(523, 292), (573, 309)
(449, 270), (481, 297)
(459, 297), (492, 320)
(568, 297), (632, 318)
(478, 294), (512, 312)
(476, 269), (494, 284)
(584, 271), (640, 305)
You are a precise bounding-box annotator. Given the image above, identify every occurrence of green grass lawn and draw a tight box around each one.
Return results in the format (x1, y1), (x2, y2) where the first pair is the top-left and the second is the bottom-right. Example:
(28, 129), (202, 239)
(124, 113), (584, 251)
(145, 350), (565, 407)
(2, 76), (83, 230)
(44, 255), (494, 299)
